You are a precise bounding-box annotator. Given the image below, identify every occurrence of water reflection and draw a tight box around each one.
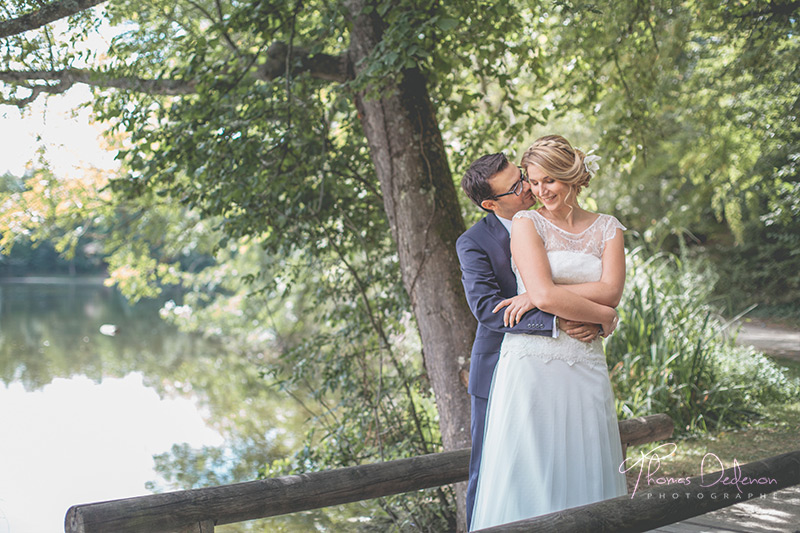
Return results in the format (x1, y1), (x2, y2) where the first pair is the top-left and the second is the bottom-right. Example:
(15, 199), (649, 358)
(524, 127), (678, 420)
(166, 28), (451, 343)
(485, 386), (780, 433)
(0, 281), (206, 390)
(0, 280), (303, 532)
(0, 280), (379, 533)
(0, 373), (223, 533)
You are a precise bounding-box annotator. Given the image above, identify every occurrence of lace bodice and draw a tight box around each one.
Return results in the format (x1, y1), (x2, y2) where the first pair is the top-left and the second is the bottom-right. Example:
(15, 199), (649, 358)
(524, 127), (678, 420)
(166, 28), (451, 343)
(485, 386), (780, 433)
(510, 210), (625, 290)
(501, 209), (626, 370)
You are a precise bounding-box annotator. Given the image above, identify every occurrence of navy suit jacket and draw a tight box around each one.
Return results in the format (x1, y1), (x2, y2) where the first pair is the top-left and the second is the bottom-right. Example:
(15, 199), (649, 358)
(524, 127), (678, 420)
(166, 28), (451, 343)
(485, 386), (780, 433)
(456, 212), (556, 399)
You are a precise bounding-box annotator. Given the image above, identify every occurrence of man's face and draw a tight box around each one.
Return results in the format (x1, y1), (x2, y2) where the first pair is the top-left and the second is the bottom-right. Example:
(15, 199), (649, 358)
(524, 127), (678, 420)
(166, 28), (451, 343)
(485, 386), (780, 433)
(481, 163), (535, 219)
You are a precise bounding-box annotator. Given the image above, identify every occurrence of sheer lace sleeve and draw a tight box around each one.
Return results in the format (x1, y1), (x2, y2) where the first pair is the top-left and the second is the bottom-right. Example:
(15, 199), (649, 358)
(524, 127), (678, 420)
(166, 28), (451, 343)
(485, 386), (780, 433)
(512, 210), (548, 245)
(600, 214), (626, 242)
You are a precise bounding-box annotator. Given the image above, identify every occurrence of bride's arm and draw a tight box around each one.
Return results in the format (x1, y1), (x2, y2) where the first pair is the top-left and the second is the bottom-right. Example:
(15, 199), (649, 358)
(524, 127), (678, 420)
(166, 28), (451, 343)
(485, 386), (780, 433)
(510, 218), (617, 333)
(554, 229), (625, 307)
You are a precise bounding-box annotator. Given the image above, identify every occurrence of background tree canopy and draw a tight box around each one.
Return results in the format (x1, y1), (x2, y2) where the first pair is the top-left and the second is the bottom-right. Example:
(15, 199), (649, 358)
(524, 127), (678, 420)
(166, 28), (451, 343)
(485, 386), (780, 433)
(1, 0), (798, 529)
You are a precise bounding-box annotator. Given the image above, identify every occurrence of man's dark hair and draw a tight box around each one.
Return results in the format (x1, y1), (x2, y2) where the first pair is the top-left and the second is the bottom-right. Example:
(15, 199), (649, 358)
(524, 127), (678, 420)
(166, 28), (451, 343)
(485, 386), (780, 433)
(461, 153), (509, 212)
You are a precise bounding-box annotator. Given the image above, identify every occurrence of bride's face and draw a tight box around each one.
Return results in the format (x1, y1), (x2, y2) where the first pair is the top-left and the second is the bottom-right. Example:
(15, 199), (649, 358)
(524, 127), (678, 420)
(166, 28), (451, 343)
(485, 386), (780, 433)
(526, 164), (573, 211)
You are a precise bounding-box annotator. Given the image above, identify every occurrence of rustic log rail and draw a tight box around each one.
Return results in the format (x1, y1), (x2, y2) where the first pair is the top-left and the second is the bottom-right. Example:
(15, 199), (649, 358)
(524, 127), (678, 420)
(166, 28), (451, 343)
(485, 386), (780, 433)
(474, 448), (800, 532)
(65, 414), (673, 533)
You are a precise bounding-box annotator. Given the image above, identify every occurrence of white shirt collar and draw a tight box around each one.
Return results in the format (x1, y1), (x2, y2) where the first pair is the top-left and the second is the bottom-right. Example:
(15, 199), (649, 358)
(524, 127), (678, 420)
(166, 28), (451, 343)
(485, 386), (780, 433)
(496, 214), (513, 235)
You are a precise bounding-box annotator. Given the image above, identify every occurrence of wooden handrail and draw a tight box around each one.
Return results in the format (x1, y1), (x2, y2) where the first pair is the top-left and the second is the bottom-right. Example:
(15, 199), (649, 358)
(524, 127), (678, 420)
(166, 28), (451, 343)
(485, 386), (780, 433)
(618, 413), (674, 453)
(65, 414), (674, 533)
(66, 449), (470, 533)
(474, 449), (800, 532)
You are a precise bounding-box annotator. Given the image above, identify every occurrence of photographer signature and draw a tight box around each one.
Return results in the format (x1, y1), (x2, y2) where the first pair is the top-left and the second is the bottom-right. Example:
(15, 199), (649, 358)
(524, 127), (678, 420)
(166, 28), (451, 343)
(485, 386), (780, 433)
(620, 443), (778, 497)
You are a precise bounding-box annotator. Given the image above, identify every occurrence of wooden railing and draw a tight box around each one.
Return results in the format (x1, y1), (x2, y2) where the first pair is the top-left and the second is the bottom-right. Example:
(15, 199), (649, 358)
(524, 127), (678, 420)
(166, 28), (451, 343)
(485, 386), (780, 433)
(474, 449), (800, 532)
(66, 414), (674, 533)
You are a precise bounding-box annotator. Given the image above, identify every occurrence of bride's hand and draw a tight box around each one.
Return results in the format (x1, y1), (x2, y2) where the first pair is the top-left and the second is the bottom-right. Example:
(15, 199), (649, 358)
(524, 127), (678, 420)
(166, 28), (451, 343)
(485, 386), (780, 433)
(600, 312), (619, 338)
(493, 294), (535, 327)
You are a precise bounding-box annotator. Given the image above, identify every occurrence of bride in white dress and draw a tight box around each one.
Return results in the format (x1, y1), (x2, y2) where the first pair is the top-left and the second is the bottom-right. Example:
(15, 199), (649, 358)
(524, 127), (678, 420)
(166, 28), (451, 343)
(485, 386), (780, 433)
(470, 135), (628, 531)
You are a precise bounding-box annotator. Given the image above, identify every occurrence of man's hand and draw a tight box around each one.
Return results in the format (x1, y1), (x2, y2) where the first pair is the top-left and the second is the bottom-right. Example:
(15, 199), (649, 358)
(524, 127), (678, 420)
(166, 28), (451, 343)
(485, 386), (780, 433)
(492, 294), (535, 327)
(559, 318), (602, 343)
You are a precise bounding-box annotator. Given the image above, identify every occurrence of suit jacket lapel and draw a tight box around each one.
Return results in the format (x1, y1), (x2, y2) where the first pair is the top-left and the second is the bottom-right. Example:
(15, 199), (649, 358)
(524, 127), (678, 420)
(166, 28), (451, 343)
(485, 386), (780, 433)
(485, 213), (511, 257)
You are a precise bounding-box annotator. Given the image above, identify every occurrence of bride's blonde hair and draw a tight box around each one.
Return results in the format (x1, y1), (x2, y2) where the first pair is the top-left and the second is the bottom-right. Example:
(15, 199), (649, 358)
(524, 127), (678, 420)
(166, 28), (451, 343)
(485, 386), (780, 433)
(520, 135), (593, 200)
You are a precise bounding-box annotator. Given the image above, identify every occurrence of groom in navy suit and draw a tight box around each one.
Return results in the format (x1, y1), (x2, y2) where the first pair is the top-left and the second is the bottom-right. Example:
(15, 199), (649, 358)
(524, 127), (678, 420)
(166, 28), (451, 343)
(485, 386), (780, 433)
(456, 153), (600, 527)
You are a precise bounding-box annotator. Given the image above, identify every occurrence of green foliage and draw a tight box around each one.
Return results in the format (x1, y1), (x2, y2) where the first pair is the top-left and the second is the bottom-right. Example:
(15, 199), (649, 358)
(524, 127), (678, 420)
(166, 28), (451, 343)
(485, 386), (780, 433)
(528, 0), (800, 306)
(0, 167), (105, 275)
(541, 1), (799, 246)
(607, 247), (800, 435)
(0, 230), (105, 276)
(706, 182), (800, 312)
(150, 231), (454, 529)
(0, 164), (218, 300)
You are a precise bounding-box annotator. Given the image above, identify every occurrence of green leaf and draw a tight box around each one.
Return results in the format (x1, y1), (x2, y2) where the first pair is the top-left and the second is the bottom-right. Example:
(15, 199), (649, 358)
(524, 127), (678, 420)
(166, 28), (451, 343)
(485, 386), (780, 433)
(436, 17), (459, 31)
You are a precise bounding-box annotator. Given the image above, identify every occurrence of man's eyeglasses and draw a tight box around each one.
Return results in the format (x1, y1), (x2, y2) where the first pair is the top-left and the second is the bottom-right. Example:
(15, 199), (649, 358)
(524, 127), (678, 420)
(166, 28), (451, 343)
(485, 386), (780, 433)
(489, 167), (528, 199)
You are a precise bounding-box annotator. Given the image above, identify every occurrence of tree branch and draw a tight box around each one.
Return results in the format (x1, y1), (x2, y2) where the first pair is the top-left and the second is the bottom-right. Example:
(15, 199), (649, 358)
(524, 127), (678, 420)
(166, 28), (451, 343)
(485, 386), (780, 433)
(0, 0), (110, 39)
(0, 40), (349, 107)
(183, 0), (241, 55)
(6, 80), (72, 107)
(0, 68), (196, 97)
(258, 41), (352, 83)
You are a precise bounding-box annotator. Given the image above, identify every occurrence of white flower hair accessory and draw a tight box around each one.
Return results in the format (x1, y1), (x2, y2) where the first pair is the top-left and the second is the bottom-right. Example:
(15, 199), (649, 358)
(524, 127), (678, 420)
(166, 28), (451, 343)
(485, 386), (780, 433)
(583, 150), (601, 177)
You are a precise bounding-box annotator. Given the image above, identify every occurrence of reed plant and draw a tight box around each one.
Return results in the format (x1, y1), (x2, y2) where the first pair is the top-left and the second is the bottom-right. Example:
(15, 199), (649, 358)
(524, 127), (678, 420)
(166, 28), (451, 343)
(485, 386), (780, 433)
(606, 247), (799, 435)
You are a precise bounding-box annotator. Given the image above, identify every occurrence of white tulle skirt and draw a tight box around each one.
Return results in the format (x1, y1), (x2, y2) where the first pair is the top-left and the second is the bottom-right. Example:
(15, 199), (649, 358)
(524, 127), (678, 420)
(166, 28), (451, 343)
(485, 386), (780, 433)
(469, 333), (628, 531)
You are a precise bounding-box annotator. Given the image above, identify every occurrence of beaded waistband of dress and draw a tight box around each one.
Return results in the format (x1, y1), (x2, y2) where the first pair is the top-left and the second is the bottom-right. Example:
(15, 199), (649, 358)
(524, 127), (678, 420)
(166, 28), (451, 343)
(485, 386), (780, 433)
(500, 333), (608, 370)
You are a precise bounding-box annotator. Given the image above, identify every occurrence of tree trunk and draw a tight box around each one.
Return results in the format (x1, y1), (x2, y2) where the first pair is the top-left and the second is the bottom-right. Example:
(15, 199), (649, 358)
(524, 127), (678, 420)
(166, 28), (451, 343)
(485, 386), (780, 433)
(345, 2), (475, 529)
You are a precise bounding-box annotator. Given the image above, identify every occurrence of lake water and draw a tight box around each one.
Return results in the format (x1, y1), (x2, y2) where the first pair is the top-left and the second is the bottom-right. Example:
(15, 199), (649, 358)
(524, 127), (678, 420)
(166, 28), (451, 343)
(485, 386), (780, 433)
(0, 280), (372, 533)
(0, 280), (240, 532)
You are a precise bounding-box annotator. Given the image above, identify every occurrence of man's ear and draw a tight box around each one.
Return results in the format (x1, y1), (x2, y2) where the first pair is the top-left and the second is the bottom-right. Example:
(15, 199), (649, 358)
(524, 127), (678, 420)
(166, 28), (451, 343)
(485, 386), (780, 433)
(480, 199), (497, 212)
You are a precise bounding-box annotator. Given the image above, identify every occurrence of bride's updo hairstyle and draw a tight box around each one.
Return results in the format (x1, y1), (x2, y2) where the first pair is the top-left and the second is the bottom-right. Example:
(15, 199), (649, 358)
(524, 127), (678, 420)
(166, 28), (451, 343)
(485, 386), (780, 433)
(520, 135), (593, 198)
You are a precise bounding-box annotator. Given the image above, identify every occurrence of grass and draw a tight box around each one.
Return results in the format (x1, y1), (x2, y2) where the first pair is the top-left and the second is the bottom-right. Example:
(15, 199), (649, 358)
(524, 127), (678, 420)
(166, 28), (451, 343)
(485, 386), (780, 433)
(626, 401), (800, 482)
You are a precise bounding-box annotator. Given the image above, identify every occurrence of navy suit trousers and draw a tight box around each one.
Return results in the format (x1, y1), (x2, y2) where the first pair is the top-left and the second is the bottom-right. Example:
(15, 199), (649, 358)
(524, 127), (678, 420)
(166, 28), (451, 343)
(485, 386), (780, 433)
(466, 394), (488, 529)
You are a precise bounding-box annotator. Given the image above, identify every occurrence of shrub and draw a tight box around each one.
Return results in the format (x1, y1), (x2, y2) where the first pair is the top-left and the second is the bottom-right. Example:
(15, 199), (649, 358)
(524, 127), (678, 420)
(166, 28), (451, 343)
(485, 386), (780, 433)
(606, 247), (800, 435)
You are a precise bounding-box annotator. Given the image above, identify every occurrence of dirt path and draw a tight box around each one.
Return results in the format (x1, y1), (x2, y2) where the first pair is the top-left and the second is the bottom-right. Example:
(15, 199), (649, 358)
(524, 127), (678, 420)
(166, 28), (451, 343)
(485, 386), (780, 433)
(736, 321), (800, 362)
(736, 319), (800, 362)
